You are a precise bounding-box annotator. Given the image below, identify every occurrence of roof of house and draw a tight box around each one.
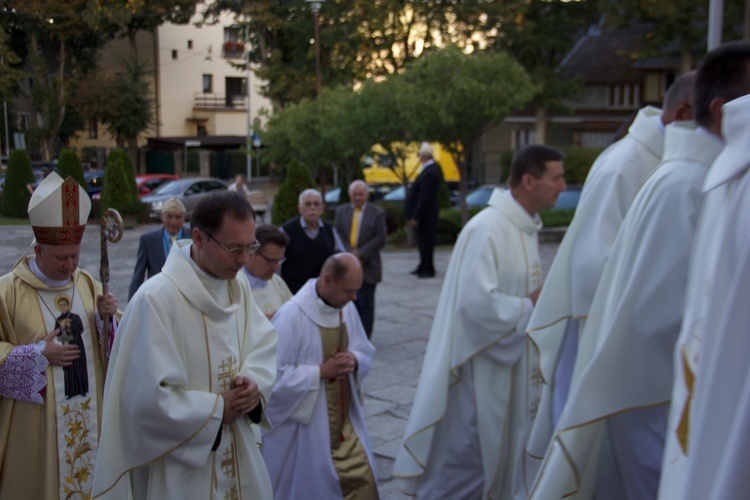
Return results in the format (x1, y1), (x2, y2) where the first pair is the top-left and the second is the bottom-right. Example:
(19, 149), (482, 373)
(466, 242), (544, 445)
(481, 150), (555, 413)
(557, 24), (660, 85)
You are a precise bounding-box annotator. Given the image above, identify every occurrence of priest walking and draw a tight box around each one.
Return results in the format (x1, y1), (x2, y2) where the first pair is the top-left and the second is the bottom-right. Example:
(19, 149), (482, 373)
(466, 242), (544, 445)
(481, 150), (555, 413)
(263, 253), (378, 499)
(0, 173), (119, 499)
(92, 191), (277, 499)
(393, 145), (567, 499)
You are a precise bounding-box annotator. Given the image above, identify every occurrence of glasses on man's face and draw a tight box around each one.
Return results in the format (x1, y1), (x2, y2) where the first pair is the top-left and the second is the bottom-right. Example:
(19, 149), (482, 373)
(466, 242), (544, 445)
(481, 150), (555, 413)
(257, 251), (286, 266)
(205, 232), (261, 258)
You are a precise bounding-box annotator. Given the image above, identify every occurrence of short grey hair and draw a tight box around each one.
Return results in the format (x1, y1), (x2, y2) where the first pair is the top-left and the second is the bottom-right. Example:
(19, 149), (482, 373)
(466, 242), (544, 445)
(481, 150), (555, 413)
(298, 188), (322, 205)
(418, 142), (433, 159)
(348, 180), (368, 195)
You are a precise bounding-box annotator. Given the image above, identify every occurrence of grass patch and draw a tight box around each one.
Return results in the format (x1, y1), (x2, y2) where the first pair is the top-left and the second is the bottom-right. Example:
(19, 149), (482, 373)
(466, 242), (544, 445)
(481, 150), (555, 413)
(0, 216), (30, 226)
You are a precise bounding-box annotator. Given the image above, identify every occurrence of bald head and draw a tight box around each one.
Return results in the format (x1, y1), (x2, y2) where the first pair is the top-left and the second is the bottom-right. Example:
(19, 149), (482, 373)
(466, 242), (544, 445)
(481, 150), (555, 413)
(316, 253), (363, 309)
(661, 71), (696, 125)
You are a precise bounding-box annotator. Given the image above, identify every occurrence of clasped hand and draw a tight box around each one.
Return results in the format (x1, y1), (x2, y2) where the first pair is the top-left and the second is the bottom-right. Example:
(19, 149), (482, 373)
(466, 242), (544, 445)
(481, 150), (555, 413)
(221, 376), (261, 425)
(320, 351), (357, 381)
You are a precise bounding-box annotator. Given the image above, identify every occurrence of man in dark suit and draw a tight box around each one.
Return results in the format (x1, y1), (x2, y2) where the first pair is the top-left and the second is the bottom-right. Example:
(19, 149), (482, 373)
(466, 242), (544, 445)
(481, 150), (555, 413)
(405, 142), (444, 278)
(128, 197), (190, 299)
(334, 180), (387, 338)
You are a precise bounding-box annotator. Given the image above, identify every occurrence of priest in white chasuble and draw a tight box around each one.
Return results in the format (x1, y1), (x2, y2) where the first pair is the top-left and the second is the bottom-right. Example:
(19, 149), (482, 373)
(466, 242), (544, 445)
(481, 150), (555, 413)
(92, 191), (277, 500)
(0, 173), (120, 500)
(263, 253), (378, 500)
(528, 43), (750, 500)
(242, 223), (293, 319)
(525, 73), (695, 486)
(658, 46), (750, 500)
(393, 145), (567, 500)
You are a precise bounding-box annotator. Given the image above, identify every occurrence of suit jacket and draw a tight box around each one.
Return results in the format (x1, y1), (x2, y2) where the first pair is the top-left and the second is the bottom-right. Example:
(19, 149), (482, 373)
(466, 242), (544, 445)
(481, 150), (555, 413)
(404, 161), (443, 224)
(129, 225), (190, 300)
(334, 203), (387, 285)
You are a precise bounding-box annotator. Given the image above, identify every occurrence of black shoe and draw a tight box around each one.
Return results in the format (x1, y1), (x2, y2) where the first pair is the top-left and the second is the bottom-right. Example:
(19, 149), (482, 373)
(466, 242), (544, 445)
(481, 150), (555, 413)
(417, 270), (435, 278)
(410, 267), (423, 275)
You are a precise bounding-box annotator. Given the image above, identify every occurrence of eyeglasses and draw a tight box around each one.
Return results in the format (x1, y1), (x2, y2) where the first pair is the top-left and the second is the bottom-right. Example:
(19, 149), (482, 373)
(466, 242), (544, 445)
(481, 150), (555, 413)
(205, 232), (261, 257)
(257, 251), (286, 265)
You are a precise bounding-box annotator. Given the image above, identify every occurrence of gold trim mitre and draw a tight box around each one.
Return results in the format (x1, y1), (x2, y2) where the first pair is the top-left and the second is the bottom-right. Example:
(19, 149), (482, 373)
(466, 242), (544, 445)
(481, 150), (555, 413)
(28, 172), (91, 245)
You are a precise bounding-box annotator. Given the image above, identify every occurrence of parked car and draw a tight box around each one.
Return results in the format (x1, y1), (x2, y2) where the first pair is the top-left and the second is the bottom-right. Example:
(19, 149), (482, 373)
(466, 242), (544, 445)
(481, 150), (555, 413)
(84, 170), (106, 197)
(136, 174), (180, 197)
(142, 177), (228, 220)
(324, 184), (399, 217)
(552, 185), (582, 210)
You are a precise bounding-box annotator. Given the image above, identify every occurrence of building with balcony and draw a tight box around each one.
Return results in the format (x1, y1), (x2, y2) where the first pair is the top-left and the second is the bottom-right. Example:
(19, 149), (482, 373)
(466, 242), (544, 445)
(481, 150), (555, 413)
(68, 3), (271, 174)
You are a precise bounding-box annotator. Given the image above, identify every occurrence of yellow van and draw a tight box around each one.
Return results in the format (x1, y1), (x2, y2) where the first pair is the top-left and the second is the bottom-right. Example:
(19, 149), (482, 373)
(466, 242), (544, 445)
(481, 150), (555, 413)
(363, 142), (460, 185)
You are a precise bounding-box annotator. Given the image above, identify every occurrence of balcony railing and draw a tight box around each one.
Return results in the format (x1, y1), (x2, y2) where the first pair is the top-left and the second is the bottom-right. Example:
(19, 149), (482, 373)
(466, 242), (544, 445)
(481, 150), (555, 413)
(223, 41), (246, 59)
(194, 93), (248, 111)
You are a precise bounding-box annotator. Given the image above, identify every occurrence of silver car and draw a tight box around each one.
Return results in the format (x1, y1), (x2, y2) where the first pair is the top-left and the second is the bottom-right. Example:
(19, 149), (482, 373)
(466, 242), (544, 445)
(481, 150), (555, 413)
(142, 177), (228, 220)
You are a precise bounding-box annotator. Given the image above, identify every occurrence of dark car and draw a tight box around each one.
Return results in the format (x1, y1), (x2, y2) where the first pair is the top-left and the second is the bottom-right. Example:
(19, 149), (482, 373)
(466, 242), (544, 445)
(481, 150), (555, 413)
(84, 170), (106, 197)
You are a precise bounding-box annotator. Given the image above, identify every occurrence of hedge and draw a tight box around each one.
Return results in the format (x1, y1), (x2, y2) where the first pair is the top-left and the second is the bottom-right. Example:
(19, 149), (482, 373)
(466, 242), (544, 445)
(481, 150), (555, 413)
(57, 149), (86, 189)
(271, 160), (316, 225)
(1, 150), (35, 218)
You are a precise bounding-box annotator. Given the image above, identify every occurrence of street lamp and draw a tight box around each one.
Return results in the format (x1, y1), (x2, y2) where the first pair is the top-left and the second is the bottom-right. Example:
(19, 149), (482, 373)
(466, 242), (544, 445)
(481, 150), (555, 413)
(306, 0), (325, 95)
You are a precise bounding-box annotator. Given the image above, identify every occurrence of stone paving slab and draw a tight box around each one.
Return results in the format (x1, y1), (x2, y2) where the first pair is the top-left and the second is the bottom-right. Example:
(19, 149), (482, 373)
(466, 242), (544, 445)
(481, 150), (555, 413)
(0, 223), (559, 498)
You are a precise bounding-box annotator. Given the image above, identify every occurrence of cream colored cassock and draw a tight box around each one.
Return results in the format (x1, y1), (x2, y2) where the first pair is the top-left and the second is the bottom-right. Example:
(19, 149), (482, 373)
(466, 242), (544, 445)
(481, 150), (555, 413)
(92, 242), (277, 499)
(262, 279), (377, 499)
(393, 189), (543, 499)
(528, 122), (723, 500)
(248, 273), (293, 318)
(658, 95), (750, 500)
(525, 107), (665, 482)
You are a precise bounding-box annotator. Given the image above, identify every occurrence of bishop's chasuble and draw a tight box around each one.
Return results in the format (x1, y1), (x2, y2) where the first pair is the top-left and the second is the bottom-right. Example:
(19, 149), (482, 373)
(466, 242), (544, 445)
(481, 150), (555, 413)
(393, 189), (543, 499)
(525, 106), (665, 485)
(263, 279), (377, 500)
(528, 122), (723, 500)
(659, 95), (750, 500)
(0, 258), (112, 499)
(92, 242), (277, 499)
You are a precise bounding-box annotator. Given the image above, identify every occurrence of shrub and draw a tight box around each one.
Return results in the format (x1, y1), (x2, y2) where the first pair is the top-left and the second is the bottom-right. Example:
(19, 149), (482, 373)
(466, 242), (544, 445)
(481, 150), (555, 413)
(100, 157), (137, 214)
(540, 208), (575, 227)
(106, 149), (137, 199)
(436, 206), (483, 244)
(1, 150), (35, 218)
(559, 147), (603, 184)
(272, 159), (316, 225)
(57, 149), (86, 189)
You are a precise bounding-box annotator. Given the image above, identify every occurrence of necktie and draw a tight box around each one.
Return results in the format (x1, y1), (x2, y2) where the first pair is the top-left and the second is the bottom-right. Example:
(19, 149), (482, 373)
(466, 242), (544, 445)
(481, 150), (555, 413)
(170, 235), (177, 249)
(350, 207), (361, 249)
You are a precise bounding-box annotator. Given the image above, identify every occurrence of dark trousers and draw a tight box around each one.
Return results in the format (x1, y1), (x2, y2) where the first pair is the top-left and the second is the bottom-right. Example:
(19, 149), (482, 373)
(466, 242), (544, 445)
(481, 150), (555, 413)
(416, 221), (437, 273)
(355, 282), (377, 338)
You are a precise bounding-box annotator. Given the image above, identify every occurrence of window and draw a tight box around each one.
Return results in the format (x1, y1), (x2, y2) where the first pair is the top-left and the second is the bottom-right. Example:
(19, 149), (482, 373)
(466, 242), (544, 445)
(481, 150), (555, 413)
(223, 27), (245, 57)
(16, 112), (30, 131)
(187, 40), (193, 50)
(512, 129), (535, 149)
(172, 50), (178, 60)
(89, 118), (98, 139)
(202, 74), (213, 93)
(608, 84), (642, 108)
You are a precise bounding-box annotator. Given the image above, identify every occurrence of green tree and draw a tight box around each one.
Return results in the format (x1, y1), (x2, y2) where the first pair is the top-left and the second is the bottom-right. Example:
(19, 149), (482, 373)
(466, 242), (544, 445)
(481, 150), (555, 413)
(57, 149), (86, 189)
(1, 150), (35, 218)
(106, 149), (137, 198)
(601, 0), (744, 73)
(403, 45), (536, 224)
(76, 59), (155, 167)
(5, 0), (113, 160)
(488, 0), (599, 144)
(272, 159), (315, 226)
(208, 0), (516, 108)
(100, 157), (136, 214)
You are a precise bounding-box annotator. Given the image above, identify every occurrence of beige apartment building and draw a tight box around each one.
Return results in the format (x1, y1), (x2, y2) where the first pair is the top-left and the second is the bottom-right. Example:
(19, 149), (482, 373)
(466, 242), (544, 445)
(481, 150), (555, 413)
(69, 3), (271, 172)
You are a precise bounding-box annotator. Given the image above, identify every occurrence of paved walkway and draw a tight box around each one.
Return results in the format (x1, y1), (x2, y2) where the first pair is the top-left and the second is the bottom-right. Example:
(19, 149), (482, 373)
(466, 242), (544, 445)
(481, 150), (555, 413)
(0, 223), (559, 498)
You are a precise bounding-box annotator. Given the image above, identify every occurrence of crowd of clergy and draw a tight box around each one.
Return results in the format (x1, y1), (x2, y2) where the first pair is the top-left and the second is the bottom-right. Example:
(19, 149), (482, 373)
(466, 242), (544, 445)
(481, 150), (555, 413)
(3, 39), (750, 500)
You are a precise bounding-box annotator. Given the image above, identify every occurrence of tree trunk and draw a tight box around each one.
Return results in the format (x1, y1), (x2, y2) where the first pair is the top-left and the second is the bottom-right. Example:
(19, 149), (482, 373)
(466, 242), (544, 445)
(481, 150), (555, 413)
(128, 26), (139, 61)
(127, 137), (139, 174)
(535, 107), (547, 145)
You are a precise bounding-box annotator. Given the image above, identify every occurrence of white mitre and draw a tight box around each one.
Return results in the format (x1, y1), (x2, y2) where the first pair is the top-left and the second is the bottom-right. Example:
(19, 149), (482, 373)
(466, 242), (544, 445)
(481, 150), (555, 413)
(28, 172), (91, 245)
